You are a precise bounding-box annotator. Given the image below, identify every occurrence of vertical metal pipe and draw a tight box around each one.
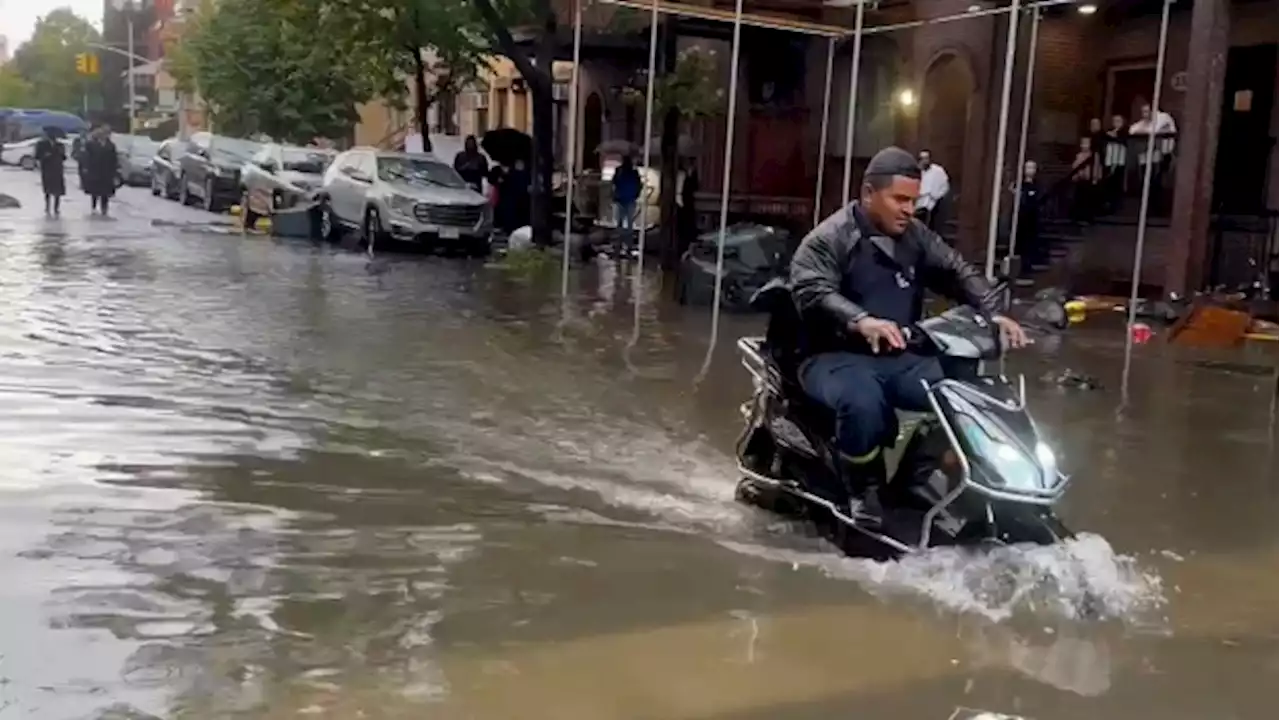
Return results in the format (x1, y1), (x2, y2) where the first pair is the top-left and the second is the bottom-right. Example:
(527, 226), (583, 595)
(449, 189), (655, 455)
(813, 37), (836, 227)
(560, 0), (584, 298)
(127, 13), (137, 133)
(695, 0), (746, 382)
(839, 0), (867, 204)
(983, 0), (1023, 280)
(1120, 0), (1174, 404)
(1006, 4), (1040, 269)
(634, 0), (662, 270)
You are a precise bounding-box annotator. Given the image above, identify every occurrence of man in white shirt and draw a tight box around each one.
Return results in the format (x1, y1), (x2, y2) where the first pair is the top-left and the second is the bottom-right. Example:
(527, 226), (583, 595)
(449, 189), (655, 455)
(1129, 104), (1177, 213)
(915, 149), (950, 231)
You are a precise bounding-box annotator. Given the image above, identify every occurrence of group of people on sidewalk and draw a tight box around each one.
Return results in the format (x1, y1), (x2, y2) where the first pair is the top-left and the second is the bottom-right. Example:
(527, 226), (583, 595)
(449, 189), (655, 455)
(35, 123), (119, 217)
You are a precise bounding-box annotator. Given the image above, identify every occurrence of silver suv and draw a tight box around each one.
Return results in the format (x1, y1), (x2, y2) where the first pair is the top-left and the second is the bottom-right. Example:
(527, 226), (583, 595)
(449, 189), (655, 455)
(319, 148), (493, 255)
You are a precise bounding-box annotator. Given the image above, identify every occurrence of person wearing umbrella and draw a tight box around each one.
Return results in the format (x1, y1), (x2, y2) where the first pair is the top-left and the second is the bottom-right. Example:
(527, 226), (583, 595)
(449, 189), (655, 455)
(453, 135), (488, 194)
(35, 126), (67, 216)
(613, 155), (642, 235)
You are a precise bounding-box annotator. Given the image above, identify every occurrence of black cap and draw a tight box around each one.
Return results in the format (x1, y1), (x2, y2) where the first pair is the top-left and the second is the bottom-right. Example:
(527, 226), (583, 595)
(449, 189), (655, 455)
(863, 146), (921, 183)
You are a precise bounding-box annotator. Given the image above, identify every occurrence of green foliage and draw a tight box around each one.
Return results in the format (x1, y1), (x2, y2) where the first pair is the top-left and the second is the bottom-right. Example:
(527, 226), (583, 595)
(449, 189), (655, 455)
(620, 46), (724, 120)
(176, 0), (493, 143)
(8, 9), (101, 112)
(0, 68), (34, 107)
(176, 0), (373, 141)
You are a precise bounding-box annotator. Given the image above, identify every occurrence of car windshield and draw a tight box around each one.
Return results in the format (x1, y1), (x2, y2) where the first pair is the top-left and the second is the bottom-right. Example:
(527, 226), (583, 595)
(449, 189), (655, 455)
(376, 156), (467, 189)
(281, 148), (332, 174)
(209, 138), (261, 162)
(128, 138), (158, 158)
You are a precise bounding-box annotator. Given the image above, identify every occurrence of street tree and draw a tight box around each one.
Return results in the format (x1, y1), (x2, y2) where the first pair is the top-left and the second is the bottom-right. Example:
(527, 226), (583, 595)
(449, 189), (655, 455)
(9, 9), (102, 113)
(328, 0), (491, 153)
(470, 0), (560, 245)
(0, 68), (34, 108)
(172, 0), (392, 143)
(622, 45), (723, 270)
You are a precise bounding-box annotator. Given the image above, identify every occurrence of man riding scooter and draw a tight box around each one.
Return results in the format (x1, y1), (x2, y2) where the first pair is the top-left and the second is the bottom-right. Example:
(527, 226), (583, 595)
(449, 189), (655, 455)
(790, 146), (1029, 524)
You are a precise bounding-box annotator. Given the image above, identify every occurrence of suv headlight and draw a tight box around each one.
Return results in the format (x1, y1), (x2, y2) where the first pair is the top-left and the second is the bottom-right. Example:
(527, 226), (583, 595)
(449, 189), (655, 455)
(388, 194), (416, 217)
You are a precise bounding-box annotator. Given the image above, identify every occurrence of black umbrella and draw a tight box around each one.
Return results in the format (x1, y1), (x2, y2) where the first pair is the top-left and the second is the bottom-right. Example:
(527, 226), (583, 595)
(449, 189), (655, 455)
(482, 128), (532, 167)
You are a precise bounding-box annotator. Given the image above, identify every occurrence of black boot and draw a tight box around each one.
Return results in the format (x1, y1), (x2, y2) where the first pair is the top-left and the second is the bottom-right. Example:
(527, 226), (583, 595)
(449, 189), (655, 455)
(839, 451), (887, 525)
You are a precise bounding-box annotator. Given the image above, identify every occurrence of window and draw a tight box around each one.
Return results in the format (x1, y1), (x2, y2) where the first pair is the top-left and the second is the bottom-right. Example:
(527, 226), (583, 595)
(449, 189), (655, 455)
(375, 156), (467, 188)
(281, 147), (333, 173)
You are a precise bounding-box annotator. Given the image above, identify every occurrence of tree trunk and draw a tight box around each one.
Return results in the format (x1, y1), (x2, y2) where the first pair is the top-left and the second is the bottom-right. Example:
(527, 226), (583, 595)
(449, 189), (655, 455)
(411, 47), (433, 153)
(658, 20), (682, 273)
(528, 14), (557, 247)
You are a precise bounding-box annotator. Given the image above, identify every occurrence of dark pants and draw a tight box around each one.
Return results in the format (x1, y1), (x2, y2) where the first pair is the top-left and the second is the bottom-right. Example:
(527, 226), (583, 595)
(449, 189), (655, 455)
(799, 351), (943, 460)
(91, 195), (110, 214)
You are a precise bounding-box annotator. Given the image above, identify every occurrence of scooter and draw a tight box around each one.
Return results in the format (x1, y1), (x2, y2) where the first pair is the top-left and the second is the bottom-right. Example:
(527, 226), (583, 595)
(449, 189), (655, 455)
(734, 278), (1073, 559)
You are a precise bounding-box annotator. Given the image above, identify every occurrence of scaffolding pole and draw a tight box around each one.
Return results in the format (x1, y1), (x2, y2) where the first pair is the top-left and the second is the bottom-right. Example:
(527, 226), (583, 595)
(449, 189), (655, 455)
(1005, 4), (1041, 271)
(983, 0), (1023, 280)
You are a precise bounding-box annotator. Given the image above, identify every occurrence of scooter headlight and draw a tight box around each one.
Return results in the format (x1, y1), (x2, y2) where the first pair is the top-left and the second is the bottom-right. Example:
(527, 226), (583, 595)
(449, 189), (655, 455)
(950, 406), (1056, 491)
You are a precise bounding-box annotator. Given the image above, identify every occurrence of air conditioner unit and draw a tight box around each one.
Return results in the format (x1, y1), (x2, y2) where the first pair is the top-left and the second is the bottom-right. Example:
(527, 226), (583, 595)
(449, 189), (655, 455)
(472, 91), (489, 109)
(552, 82), (570, 102)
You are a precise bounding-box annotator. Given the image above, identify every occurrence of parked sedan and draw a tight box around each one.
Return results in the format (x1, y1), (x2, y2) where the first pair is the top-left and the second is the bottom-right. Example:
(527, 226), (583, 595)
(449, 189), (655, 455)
(150, 137), (188, 199)
(178, 132), (261, 212)
(319, 148), (493, 256)
(113, 134), (159, 187)
(2, 137), (73, 170)
(240, 143), (334, 225)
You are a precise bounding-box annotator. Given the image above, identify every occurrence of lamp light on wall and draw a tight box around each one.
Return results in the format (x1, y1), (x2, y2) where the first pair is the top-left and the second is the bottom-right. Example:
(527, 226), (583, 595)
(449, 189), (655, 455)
(1077, 3), (1098, 14)
(897, 88), (917, 108)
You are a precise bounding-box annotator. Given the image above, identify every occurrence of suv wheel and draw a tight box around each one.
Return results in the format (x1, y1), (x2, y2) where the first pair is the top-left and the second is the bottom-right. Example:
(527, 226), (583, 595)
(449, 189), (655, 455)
(241, 189), (258, 230)
(363, 208), (385, 256)
(203, 177), (218, 212)
(318, 201), (337, 242)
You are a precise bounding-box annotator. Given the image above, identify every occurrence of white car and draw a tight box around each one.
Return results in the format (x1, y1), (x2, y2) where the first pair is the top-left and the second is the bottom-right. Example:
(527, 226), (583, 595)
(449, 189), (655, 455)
(2, 137), (73, 170)
(319, 147), (493, 256)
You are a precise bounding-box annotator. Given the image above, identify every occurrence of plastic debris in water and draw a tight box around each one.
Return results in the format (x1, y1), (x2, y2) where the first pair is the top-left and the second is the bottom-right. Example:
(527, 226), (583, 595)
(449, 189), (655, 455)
(1039, 369), (1102, 390)
(1130, 322), (1154, 345)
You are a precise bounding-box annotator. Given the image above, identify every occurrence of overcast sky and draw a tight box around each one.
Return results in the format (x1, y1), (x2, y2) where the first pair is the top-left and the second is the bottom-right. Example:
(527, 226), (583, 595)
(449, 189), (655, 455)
(2, 0), (105, 53)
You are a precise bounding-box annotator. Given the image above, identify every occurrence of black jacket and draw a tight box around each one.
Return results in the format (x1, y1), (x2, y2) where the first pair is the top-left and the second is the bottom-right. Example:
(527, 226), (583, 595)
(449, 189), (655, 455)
(790, 203), (1000, 356)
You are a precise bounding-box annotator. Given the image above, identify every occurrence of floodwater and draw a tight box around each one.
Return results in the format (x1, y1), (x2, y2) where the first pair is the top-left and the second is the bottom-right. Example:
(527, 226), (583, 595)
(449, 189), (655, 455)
(0, 170), (1275, 720)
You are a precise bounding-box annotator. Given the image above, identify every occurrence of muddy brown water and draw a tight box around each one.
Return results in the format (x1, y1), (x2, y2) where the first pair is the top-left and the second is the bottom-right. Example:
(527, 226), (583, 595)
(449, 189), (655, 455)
(0, 174), (1275, 719)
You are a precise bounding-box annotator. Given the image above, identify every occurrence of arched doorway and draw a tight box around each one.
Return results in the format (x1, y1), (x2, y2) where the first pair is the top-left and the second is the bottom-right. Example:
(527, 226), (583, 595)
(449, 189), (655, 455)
(919, 52), (975, 199)
(583, 92), (603, 170)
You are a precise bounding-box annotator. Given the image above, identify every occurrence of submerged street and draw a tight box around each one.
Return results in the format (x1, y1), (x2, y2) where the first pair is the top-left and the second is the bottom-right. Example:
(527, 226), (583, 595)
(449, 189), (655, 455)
(0, 167), (1275, 719)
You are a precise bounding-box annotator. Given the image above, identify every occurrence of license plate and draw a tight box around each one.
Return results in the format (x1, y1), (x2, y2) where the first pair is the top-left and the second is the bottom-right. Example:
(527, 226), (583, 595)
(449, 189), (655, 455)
(438, 228), (460, 240)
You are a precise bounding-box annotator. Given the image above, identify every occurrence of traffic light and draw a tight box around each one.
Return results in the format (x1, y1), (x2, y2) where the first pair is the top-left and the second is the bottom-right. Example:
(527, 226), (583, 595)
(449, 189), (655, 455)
(75, 53), (99, 76)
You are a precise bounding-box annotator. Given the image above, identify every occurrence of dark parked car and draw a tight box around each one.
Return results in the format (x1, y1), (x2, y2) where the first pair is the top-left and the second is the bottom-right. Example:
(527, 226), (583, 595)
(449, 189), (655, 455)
(114, 134), (158, 187)
(151, 137), (188, 199)
(677, 223), (792, 311)
(177, 132), (262, 212)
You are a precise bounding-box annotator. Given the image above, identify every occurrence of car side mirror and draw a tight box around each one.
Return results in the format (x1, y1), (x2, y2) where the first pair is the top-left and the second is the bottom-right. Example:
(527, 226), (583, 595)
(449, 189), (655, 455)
(346, 168), (372, 184)
(259, 160), (277, 173)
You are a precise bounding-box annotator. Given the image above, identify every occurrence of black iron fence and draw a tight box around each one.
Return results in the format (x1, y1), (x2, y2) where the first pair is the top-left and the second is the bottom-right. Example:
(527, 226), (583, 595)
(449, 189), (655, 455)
(1206, 211), (1278, 297)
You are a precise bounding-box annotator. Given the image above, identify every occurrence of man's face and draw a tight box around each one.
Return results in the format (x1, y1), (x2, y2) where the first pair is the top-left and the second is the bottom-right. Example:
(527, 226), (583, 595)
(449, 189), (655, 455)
(1140, 105), (1152, 121)
(861, 175), (919, 237)
(1111, 115), (1125, 130)
(917, 151), (931, 170)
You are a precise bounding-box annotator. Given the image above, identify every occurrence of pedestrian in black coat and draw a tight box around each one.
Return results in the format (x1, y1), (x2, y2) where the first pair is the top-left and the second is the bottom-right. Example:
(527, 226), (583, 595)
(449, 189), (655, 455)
(35, 126), (66, 216)
(83, 125), (119, 216)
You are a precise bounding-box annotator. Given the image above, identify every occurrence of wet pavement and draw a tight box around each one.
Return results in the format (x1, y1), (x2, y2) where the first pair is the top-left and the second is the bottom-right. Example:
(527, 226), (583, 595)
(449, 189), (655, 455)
(0, 167), (1275, 720)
